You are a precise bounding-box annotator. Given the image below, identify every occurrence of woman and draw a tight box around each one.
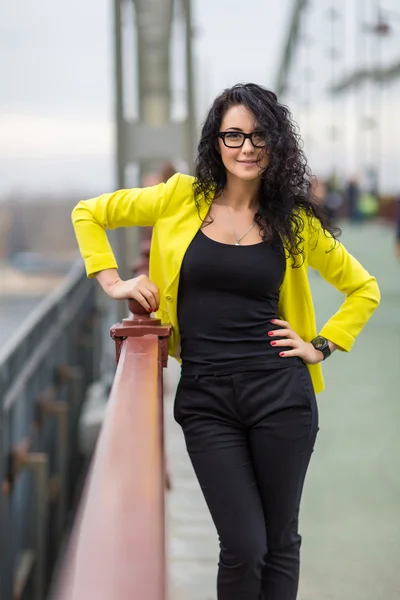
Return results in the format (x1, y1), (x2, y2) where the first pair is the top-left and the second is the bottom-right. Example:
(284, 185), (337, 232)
(396, 195), (400, 260)
(72, 83), (380, 600)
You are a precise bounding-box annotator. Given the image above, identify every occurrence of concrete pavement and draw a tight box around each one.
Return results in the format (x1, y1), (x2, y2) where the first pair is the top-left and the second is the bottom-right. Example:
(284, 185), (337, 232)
(165, 221), (400, 600)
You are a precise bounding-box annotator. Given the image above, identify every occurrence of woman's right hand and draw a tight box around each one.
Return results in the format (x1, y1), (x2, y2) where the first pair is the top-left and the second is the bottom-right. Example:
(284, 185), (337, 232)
(107, 275), (160, 312)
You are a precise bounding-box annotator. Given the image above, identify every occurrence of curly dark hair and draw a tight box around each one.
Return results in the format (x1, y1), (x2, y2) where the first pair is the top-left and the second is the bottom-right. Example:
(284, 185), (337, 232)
(193, 82), (341, 266)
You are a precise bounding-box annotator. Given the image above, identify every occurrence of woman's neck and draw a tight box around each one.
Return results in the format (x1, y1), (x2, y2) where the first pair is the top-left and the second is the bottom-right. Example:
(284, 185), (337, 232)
(217, 175), (260, 211)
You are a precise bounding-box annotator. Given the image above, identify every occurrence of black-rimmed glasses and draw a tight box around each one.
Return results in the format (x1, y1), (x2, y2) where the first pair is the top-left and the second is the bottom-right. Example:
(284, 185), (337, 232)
(217, 131), (267, 148)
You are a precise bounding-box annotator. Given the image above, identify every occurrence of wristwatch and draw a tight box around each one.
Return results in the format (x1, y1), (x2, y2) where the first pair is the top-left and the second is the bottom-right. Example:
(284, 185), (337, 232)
(311, 336), (331, 361)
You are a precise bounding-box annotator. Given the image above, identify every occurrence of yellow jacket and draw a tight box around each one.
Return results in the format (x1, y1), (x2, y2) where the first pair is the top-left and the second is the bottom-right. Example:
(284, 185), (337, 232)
(72, 172), (380, 394)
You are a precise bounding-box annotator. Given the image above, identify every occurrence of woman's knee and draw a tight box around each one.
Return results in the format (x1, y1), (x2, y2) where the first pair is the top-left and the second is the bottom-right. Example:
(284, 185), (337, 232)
(220, 538), (267, 573)
(267, 532), (302, 556)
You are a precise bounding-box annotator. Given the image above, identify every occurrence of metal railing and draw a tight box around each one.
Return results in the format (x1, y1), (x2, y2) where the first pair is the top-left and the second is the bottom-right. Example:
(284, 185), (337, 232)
(52, 300), (171, 600)
(0, 262), (100, 600)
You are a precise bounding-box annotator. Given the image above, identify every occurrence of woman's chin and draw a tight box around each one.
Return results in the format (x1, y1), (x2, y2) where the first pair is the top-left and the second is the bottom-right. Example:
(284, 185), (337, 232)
(233, 168), (262, 182)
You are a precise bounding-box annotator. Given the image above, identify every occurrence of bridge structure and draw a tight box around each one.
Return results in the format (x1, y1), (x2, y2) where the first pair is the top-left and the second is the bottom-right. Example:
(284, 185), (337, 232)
(1, 221), (399, 600)
(1, 1), (400, 599)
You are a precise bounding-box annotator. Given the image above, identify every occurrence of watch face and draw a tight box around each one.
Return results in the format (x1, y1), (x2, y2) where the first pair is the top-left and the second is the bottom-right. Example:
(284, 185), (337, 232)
(313, 336), (326, 349)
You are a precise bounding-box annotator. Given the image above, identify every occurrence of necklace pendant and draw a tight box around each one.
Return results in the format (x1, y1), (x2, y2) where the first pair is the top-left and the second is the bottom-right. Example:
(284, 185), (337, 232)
(235, 242), (240, 246)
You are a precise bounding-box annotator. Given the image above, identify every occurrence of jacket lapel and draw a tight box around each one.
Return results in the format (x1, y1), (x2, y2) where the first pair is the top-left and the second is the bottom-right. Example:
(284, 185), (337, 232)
(163, 196), (209, 306)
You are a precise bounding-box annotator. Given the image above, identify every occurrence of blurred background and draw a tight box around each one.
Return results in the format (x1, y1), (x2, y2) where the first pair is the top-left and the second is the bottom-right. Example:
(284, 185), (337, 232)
(0, 1), (399, 600)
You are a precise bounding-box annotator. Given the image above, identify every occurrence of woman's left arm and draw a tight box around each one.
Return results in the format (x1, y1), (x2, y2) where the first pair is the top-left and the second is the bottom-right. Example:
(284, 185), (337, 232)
(306, 216), (381, 352)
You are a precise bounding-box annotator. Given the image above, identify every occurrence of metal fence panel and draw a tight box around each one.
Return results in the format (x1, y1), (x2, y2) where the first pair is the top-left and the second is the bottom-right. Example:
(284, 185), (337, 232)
(0, 262), (99, 600)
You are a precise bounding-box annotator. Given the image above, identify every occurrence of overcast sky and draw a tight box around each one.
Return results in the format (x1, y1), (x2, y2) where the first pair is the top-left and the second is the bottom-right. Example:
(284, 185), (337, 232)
(0, 0), (292, 195)
(2, 0), (399, 196)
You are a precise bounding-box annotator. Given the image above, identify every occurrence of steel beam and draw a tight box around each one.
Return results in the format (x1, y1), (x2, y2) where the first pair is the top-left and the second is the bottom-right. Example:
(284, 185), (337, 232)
(113, 0), (195, 282)
(330, 59), (400, 94)
(114, 0), (194, 181)
(135, 0), (174, 126)
(275, 0), (308, 96)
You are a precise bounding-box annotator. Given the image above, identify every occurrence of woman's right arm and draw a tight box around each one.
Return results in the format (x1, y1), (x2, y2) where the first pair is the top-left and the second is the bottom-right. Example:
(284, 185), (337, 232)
(71, 173), (180, 278)
(71, 173), (181, 310)
(94, 268), (160, 312)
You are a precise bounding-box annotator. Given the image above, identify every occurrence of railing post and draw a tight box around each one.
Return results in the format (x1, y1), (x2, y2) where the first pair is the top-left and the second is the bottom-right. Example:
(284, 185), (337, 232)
(26, 453), (49, 600)
(110, 301), (172, 488)
(110, 299), (171, 368)
(39, 398), (69, 544)
(110, 299), (172, 581)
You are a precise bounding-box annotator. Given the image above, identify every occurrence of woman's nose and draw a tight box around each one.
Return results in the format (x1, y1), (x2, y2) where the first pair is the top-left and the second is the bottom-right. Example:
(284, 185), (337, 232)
(241, 138), (254, 153)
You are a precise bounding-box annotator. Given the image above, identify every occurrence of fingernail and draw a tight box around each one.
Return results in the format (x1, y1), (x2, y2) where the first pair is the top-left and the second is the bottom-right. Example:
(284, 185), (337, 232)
(280, 352), (285, 357)
(271, 341), (277, 346)
(268, 332), (274, 337)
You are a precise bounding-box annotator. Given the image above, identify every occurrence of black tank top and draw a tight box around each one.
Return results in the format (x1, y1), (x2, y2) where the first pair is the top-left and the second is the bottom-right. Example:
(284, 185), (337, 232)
(177, 229), (300, 375)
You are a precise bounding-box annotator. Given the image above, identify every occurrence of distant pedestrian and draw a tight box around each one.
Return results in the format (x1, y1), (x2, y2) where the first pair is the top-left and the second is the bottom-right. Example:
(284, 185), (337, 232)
(323, 177), (343, 226)
(396, 197), (400, 261)
(346, 176), (360, 222)
(72, 83), (380, 600)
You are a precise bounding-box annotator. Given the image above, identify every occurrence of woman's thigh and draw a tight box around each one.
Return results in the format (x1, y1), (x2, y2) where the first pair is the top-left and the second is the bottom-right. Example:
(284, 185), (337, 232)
(245, 364), (319, 548)
(187, 442), (267, 563)
(174, 374), (267, 559)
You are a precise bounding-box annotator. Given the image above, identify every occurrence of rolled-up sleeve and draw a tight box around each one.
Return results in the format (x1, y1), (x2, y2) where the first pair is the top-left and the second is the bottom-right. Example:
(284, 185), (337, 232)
(71, 173), (181, 277)
(307, 217), (381, 351)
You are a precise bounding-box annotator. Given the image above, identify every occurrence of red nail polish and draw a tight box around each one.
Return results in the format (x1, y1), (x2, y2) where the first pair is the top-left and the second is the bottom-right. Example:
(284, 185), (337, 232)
(268, 332), (274, 337)
(280, 352), (285, 357)
(271, 341), (277, 346)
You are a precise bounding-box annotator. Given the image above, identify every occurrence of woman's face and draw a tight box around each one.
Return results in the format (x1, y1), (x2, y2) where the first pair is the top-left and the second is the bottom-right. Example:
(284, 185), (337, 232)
(217, 104), (269, 182)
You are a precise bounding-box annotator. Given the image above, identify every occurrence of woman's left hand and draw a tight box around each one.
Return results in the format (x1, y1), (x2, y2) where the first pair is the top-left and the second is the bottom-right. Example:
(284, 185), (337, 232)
(269, 319), (324, 365)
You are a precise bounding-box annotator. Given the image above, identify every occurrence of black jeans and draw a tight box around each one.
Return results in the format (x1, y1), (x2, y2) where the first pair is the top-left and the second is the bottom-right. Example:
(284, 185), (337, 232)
(174, 362), (319, 600)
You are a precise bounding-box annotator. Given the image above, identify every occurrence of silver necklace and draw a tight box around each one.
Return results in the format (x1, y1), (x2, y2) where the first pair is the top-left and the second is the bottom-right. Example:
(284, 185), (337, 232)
(225, 204), (256, 246)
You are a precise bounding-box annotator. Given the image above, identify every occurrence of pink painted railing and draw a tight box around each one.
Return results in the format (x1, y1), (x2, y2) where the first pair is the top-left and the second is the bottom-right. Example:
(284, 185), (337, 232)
(52, 301), (171, 600)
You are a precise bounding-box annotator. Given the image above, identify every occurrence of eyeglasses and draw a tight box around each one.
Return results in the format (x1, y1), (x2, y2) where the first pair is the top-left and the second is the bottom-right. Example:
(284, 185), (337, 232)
(217, 131), (267, 148)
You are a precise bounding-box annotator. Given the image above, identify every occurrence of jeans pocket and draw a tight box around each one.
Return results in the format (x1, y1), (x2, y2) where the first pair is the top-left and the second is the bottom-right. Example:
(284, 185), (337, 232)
(173, 377), (184, 425)
(173, 374), (198, 425)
